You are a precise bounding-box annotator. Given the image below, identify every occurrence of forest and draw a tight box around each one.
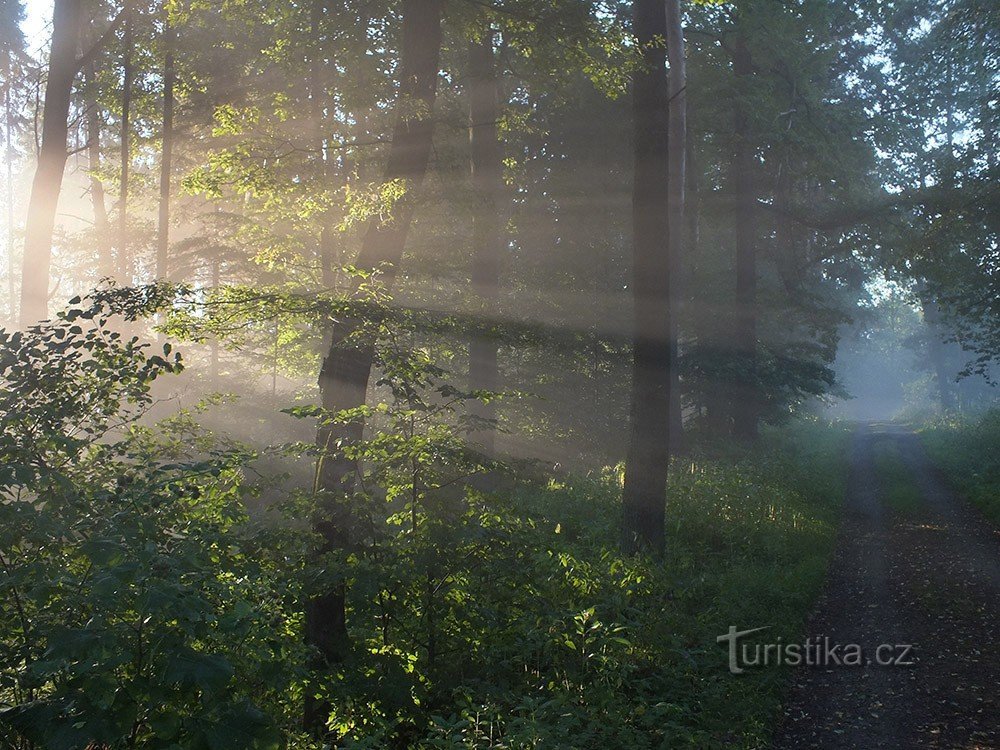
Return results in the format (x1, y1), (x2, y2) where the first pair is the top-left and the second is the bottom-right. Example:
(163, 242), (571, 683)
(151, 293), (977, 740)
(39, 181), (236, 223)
(0, 0), (998, 747)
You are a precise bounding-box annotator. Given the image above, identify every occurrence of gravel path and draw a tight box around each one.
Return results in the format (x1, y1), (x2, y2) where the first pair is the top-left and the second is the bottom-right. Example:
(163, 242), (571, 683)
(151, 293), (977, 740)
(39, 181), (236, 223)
(773, 423), (1000, 749)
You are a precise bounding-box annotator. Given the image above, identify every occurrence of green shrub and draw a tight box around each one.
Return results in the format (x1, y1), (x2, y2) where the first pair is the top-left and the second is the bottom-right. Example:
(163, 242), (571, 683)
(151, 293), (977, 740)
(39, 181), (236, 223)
(0, 302), (304, 749)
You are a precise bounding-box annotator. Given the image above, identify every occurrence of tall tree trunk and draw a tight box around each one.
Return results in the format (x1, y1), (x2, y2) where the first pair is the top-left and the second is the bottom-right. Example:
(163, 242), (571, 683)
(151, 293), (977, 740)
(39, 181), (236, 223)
(306, 0), (443, 732)
(467, 30), (502, 456)
(665, 0), (685, 454)
(19, 0), (82, 326)
(621, 0), (672, 556)
(731, 34), (758, 441)
(4, 45), (15, 320)
(156, 12), (174, 281)
(117, 9), (133, 283)
(84, 60), (113, 279)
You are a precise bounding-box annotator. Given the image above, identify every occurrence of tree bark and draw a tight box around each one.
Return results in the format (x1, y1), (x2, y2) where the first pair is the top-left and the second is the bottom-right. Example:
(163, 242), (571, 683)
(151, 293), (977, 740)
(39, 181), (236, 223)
(306, 0), (443, 732)
(731, 34), (758, 442)
(4, 45), (15, 320)
(156, 12), (174, 281)
(117, 9), (133, 284)
(467, 30), (502, 456)
(621, 0), (672, 556)
(665, 0), (685, 454)
(19, 0), (82, 326)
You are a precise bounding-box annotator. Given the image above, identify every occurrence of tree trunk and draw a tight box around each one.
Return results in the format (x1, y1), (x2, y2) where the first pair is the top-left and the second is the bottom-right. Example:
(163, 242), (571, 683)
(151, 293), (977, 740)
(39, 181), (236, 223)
(467, 30), (502, 456)
(306, 0), (443, 732)
(4, 45), (15, 320)
(156, 12), (174, 281)
(19, 0), (82, 326)
(117, 10), (133, 283)
(621, 0), (672, 556)
(84, 60), (113, 279)
(731, 34), (758, 441)
(665, 0), (686, 454)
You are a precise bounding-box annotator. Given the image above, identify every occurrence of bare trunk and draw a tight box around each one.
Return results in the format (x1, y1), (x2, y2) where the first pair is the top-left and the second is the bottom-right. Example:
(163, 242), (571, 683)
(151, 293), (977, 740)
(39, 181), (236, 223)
(19, 0), (82, 326)
(731, 34), (758, 442)
(665, 0), (686, 454)
(4, 47), (15, 320)
(622, 0), (672, 556)
(156, 13), (174, 281)
(117, 11), (133, 283)
(306, 0), (443, 732)
(467, 31), (502, 456)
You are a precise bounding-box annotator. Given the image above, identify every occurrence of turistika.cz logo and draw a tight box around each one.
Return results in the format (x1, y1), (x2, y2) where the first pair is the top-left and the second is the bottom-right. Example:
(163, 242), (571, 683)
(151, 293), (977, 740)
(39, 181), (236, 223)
(716, 626), (915, 675)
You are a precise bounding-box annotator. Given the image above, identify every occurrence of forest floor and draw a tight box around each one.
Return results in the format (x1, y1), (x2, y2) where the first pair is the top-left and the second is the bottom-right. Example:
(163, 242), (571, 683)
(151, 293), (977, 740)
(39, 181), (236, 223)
(773, 423), (1000, 749)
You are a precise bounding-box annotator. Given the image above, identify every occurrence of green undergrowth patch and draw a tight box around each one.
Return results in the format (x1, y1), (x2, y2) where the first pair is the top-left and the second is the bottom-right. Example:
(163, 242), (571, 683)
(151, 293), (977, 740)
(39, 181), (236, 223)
(919, 409), (1000, 524)
(389, 419), (850, 750)
(871, 439), (925, 514)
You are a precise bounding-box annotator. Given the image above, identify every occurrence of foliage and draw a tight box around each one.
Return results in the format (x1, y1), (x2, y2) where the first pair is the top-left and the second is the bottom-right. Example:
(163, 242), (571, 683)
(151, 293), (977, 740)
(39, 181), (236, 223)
(287, 398), (848, 748)
(0, 295), (850, 749)
(0, 300), (305, 749)
(920, 409), (1000, 524)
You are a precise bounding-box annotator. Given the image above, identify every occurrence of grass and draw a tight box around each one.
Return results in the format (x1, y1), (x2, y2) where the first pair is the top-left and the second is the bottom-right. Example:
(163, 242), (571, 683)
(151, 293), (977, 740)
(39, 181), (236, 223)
(919, 409), (1000, 525)
(871, 438), (925, 514)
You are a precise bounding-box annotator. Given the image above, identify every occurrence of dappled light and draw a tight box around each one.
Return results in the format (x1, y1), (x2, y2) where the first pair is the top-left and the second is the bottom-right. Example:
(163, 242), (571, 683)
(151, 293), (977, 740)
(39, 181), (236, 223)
(0, 0), (997, 747)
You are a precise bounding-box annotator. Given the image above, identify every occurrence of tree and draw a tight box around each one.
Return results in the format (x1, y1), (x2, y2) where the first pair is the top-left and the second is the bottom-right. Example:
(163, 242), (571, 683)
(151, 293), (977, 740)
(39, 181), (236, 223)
(665, 0), (686, 452)
(18, 0), (84, 325)
(156, 3), (175, 281)
(467, 26), (503, 457)
(307, 0), (444, 731)
(621, 0), (672, 555)
(117, 4), (134, 283)
(1, 0), (26, 322)
(19, 0), (128, 325)
(730, 30), (758, 441)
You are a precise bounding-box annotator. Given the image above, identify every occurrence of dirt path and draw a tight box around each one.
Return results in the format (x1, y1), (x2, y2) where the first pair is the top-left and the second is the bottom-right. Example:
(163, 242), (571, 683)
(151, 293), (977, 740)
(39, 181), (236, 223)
(774, 423), (1000, 749)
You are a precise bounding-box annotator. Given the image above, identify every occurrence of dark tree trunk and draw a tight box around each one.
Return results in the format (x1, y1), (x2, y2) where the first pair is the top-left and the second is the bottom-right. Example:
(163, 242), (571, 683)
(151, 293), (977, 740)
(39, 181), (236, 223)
(731, 34), (758, 442)
(665, 0), (686, 454)
(621, 0), (672, 556)
(156, 12), (174, 281)
(117, 10), (133, 284)
(305, 0), (443, 733)
(19, 0), (82, 326)
(467, 30), (502, 456)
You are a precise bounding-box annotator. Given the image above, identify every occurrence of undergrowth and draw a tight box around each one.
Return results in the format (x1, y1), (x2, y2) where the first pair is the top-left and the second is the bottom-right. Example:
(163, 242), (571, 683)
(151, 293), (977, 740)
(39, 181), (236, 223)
(919, 409), (1000, 524)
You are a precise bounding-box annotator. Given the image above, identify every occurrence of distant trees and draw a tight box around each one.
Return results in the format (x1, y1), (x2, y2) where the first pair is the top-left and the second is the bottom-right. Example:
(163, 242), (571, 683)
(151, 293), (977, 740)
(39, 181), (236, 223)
(1, 0), (26, 321)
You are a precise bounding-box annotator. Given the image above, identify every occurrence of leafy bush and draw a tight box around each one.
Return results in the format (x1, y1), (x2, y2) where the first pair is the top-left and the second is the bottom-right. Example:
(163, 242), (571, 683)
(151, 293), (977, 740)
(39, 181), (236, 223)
(0, 301), (304, 749)
(293, 418), (847, 748)
(0, 296), (849, 749)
